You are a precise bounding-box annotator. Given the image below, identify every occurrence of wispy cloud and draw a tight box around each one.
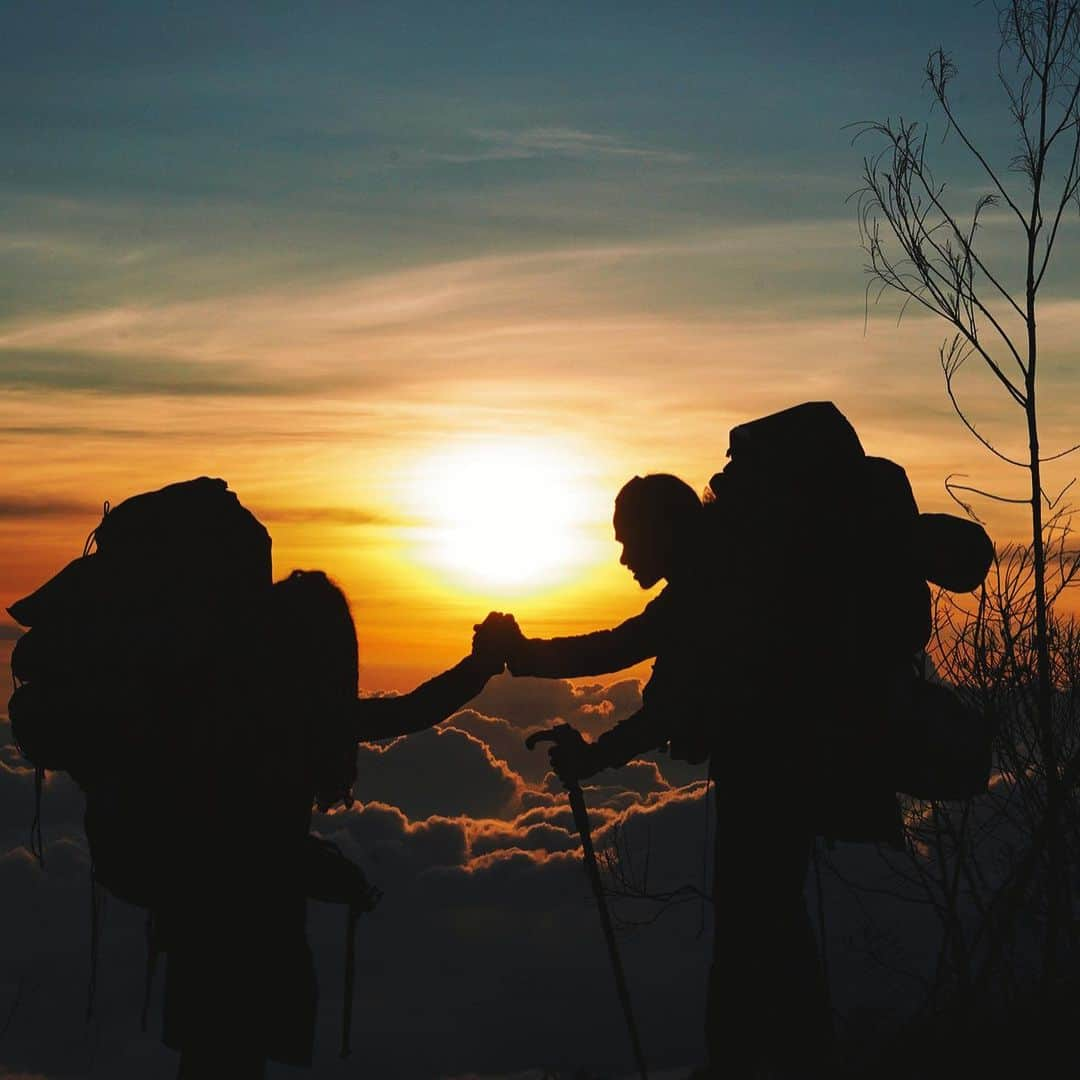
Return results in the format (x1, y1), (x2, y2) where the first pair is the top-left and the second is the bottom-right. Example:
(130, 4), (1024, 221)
(0, 423), (163, 440)
(258, 505), (400, 527)
(0, 347), (291, 397)
(0, 346), (396, 398)
(0, 220), (857, 351)
(428, 126), (692, 164)
(0, 495), (93, 520)
(0, 233), (1074, 556)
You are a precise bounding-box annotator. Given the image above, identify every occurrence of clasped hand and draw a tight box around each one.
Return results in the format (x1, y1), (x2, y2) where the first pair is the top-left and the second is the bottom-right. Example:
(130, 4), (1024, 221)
(470, 610), (525, 676)
(470, 615), (602, 783)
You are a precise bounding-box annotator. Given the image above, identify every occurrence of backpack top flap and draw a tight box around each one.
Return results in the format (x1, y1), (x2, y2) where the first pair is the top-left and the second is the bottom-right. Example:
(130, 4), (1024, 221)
(726, 401), (865, 480)
(9, 478), (273, 627)
(93, 476), (272, 600)
(7, 553), (99, 629)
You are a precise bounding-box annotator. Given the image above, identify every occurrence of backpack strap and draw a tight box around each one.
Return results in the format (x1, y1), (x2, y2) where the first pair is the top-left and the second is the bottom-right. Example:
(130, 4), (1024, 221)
(86, 864), (102, 1022)
(140, 910), (159, 1033)
(340, 903), (360, 1059)
(31, 766), (44, 866)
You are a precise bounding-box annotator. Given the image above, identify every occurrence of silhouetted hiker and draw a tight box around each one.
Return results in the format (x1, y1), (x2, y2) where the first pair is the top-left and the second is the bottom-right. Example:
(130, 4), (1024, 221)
(164, 569), (507, 1079)
(7, 478), (507, 1080)
(480, 473), (845, 1078)
(478, 402), (994, 1078)
(162, 569), (507, 1079)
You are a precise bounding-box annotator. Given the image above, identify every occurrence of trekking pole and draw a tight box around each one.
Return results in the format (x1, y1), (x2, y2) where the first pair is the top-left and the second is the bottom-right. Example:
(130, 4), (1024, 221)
(526, 724), (649, 1080)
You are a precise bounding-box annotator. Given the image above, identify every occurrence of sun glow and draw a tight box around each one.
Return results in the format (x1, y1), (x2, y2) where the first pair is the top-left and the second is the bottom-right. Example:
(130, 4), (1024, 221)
(408, 437), (606, 591)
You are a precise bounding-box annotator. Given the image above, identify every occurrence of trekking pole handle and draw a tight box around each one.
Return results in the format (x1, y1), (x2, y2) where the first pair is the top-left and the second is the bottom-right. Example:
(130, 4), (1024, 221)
(526, 724), (595, 792)
(524, 723), (579, 752)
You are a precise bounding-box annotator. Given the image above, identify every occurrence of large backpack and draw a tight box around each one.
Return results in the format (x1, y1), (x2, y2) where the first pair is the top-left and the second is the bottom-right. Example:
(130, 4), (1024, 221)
(701, 402), (995, 806)
(7, 476), (273, 902)
(7, 479), (378, 1054)
(718, 401), (993, 594)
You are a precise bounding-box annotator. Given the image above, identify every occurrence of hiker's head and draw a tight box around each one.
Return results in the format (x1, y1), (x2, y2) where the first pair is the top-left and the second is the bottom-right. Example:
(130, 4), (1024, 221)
(272, 569), (359, 810)
(613, 474), (703, 589)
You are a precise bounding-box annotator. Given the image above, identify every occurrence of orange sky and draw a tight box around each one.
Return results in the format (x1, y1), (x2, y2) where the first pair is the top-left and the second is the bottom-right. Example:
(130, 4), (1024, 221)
(3, 276), (1076, 690)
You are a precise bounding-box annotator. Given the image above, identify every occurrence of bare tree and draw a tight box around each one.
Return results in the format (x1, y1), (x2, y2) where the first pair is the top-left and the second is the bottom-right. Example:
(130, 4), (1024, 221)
(854, 0), (1080, 991)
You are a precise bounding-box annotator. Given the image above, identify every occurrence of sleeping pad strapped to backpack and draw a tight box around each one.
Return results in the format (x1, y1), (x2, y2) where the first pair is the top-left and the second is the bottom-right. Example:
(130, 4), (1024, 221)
(696, 402), (995, 815)
(7, 477), (273, 905)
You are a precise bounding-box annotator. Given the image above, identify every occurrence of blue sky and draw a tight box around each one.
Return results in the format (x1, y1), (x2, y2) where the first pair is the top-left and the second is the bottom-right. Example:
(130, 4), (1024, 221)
(1, 1), (1011, 312)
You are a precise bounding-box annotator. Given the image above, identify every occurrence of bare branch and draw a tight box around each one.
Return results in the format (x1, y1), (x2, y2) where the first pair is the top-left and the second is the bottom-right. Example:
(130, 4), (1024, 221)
(941, 337), (1031, 466)
(906, 156), (1029, 347)
(1035, 120), (1080, 287)
(1040, 442), (1080, 462)
(927, 47), (1031, 226)
(946, 474), (1032, 507)
(853, 119), (1033, 403)
(1043, 475), (1077, 508)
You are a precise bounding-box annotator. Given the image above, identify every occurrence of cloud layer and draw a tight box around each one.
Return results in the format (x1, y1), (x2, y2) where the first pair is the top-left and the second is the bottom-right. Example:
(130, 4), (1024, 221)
(0, 669), (993, 1079)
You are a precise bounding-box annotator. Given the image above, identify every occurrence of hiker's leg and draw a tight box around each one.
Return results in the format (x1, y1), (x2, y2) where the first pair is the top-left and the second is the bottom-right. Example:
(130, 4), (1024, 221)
(184, 1051), (264, 1079)
(164, 900), (278, 1080)
(752, 830), (835, 1074)
(705, 935), (765, 1078)
(178, 1044), (266, 1079)
(707, 806), (834, 1077)
(707, 787), (765, 1076)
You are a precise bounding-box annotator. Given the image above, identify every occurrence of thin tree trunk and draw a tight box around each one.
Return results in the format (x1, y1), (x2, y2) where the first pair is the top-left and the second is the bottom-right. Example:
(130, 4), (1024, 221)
(1026, 309), (1060, 995)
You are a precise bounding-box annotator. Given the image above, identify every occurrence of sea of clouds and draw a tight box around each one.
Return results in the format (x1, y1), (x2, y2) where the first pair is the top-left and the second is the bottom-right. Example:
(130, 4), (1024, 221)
(0, 672), (955, 1079)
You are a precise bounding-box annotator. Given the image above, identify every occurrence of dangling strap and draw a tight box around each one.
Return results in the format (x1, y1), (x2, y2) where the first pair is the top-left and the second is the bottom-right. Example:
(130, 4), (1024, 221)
(340, 903), (360, 1059)
(812, 838), (834, 1019)
(86, 864), (102, 1022)
(83, 500), (108, 556)
(699, 773), (712, 935)
(140, 911), (159, 1032)
(12, 673), (44, 867)
(31, 767), (45, 867)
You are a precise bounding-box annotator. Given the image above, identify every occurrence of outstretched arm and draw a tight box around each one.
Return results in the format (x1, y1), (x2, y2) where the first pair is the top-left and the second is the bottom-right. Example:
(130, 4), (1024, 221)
(491, 597), (667, 680)
(353, 654), (496, 741)
(352, 612), (515, 741)
(544, 707), (670, 784)
(591, 707), (669, 767)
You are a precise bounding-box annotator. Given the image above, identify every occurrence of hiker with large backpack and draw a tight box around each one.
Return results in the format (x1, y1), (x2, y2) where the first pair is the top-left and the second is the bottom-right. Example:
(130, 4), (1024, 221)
(7, 477), (508, 1079)
(477, 401), (995, 1077)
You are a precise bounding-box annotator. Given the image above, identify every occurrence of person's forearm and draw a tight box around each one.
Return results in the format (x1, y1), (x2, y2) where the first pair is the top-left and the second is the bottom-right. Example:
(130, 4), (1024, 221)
(591, 707), (668, 770)
(354, 656), (492, 740)
(514, 621), (656, 679)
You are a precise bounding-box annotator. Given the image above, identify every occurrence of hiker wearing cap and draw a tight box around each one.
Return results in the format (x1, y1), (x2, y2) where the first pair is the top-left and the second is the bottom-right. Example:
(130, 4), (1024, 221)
(477, 473), (844, 1077)
(478, 470), (861, 1077)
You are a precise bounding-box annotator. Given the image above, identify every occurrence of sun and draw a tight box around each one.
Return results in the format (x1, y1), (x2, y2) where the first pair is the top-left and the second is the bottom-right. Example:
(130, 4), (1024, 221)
(408, 437), (604, 591)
